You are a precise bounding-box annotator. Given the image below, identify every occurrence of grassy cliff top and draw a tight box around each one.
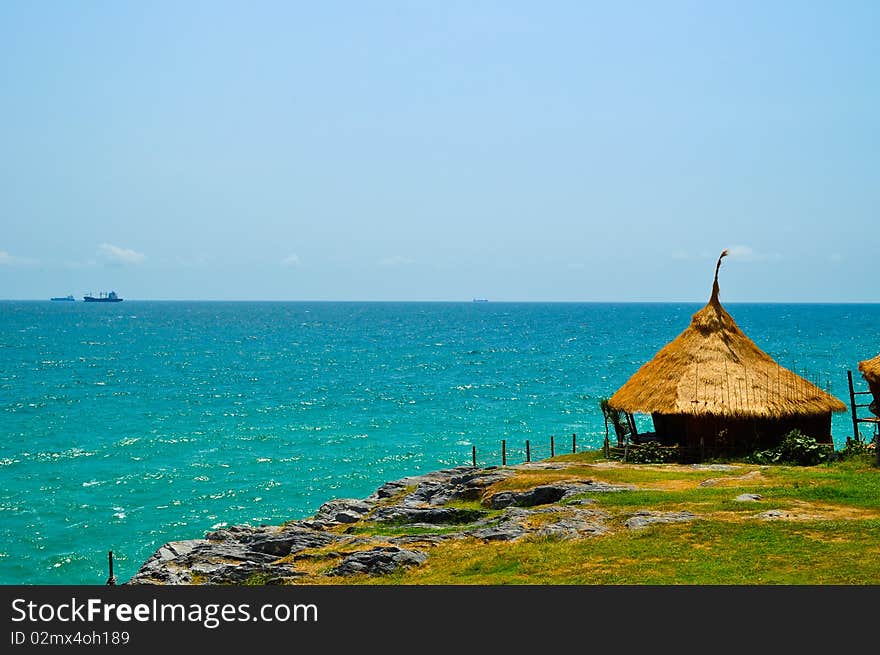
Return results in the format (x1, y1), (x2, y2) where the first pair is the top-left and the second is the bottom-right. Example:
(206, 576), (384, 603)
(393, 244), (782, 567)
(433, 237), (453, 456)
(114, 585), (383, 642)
(256, 450), (880, 585)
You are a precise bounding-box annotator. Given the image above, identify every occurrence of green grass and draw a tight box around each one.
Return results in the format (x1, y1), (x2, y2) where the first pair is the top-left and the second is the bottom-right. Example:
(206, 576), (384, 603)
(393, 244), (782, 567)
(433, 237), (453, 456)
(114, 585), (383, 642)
(576, 465), (755, 485)
(551, 451), (607, 464)
(583, 486), (785, 510)
(757, 463), (880, 510)
(344, 523), (474, 537)
(487, 462), (729, 494)
(284, 453), (880, 585)
(363, 519), (880, 585)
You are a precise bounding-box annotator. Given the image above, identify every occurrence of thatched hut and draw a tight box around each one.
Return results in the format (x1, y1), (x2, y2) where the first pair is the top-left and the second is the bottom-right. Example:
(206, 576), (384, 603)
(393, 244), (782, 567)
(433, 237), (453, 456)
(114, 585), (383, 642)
(857, 354), (880, 417)
(609, 251), (846, 457)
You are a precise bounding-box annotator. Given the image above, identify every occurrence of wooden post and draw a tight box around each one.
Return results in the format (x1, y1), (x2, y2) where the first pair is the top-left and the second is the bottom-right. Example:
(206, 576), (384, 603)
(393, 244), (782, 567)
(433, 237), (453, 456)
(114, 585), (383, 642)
(501, 440), (507, 466)
(525, 440), (531, 462)
(604, 415), (610, 457)
(472, 445), (477, 468)
(572, 432), (577, 454)
(106, 550), (117, 586)
(550, 435), (555, 458)
(848, 370), (861, 443)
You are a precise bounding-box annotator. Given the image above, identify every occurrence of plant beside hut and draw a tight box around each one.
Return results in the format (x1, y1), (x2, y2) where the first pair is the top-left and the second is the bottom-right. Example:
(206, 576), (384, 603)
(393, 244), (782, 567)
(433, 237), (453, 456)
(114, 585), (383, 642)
(747, 429), (834, 466)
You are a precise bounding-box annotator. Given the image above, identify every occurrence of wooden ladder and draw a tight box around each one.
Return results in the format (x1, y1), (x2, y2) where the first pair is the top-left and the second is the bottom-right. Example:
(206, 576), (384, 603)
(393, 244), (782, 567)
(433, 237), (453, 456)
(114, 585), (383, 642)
(846, 370), (880, 443)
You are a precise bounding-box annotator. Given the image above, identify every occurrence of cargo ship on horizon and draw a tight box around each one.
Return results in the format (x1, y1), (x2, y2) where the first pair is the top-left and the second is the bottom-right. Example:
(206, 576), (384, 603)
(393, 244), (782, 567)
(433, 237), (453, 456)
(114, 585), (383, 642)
(83, 291), (123, 303)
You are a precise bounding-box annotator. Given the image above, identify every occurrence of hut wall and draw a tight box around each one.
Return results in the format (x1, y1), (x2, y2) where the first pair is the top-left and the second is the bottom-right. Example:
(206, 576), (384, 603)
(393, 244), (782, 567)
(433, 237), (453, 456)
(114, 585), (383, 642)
(650, 412), (832, 460)
(867, 381), (880, 417)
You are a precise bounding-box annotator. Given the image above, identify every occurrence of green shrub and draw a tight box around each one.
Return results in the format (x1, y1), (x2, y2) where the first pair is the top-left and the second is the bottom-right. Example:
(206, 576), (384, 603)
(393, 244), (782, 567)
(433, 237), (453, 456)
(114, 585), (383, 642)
(626, 440), (679, 464)
(748, 430), (833, 466)
(835, 438), (875, 462)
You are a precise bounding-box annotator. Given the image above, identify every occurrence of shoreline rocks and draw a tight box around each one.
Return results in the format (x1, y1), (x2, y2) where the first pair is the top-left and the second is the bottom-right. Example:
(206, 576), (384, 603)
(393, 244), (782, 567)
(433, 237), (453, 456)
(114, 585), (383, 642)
(128, 464), (628, 585)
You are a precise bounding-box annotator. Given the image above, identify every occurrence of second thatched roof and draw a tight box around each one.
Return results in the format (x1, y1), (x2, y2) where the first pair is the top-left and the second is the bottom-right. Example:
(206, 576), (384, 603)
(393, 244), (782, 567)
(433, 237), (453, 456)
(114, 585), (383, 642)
(609, 251), (846, 419)
(858, 355), (880, 385)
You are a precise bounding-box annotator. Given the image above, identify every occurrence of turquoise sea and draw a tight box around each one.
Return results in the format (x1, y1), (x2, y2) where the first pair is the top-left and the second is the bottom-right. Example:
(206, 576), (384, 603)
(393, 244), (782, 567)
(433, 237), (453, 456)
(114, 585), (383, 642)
(2, 301), (879, 584)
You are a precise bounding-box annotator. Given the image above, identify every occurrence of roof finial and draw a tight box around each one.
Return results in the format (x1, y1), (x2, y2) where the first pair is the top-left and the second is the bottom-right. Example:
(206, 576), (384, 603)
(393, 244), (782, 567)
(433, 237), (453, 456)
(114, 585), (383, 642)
(711, 249), (729, 304)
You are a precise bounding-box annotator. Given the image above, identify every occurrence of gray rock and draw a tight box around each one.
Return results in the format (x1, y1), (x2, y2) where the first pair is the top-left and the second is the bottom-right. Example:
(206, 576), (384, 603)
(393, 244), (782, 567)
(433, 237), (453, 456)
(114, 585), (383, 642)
(126, 539), (208, 585)
(242, 527), (338, 557)
(401, 482), (452, 506)
(127, 540), (272, 585)
(699, 470), (763, 487)
(204, 524), (273, 542)
(361, 467), (514, 510)
(449, 467), (516, 489)
(371, 480), (409, 500)
(535, 518), (608, 538)
(488, 485), (570, 509)
(532, 507), (610, 539)
(127, 524), (342, 585)
(565, 497), (597, 506)
(467, 523), (528, 542)
(207, 561), (305, 585)
(194, 542), (279, 563)
(370, 506), (487, 525)
(127, 568), (192, 585)
(152, 539), (203, 561)
(312, 499), (373, 525)
(625, 510), (698, 530)
(734, 493), (762, 502)
(467, 506), (610, 542)
(487, 480), (633, 509)
(565, 481), (636, 494)
(329, 547), (428, 576)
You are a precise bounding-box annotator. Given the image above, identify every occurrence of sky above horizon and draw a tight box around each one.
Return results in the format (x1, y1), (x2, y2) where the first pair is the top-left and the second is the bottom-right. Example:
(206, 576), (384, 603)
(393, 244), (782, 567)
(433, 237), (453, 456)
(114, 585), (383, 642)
(1, 1), (878, 302)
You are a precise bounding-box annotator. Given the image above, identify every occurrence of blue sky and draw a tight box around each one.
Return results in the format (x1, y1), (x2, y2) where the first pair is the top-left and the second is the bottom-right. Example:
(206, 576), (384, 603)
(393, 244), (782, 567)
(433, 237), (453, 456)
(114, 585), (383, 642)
(1, 1), (877, 301)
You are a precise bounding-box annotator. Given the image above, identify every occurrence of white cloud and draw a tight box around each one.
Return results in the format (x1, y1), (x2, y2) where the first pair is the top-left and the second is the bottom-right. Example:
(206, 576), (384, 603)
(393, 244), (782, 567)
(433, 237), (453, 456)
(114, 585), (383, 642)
(672, 245), (781, 262)
(670, 249), (712, 261)
(63, 259), (99, 270)
(281, 254), (301, 267)
(726, 244), (781, 262)
(97, 243), (146, 264)
(176, 254), (209, 268)
(379, 255), (416, 267)
(0, 250), (38, 266)
(726, 245), (754, 258)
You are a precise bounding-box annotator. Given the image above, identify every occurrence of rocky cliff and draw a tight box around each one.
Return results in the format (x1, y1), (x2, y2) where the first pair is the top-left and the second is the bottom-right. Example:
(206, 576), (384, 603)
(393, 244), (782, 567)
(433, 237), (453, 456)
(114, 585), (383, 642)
(128, 461), (646, 584)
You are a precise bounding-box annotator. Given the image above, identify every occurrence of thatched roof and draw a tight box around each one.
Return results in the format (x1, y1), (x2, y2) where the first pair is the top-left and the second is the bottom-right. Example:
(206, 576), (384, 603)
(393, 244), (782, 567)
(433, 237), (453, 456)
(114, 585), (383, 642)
(609, 251), (846, 418)
(858, 355), (880, 385)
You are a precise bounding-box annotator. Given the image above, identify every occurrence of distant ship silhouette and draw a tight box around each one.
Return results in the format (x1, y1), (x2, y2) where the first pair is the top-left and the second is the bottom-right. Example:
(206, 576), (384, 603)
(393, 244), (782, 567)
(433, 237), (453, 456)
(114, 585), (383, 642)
(84, 291), (123, 303)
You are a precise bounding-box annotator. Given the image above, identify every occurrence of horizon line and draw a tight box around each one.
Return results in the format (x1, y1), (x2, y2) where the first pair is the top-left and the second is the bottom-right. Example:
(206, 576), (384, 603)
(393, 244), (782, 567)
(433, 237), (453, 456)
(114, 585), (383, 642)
(4, 298), (880, 305)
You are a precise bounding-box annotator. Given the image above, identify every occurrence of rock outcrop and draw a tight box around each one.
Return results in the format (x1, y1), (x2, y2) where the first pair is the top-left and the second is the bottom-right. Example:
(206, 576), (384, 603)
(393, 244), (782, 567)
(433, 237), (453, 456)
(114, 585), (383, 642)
(128, 464), (630, 585)
(329, 547), (428, 576)
(624, 510), (698, 530)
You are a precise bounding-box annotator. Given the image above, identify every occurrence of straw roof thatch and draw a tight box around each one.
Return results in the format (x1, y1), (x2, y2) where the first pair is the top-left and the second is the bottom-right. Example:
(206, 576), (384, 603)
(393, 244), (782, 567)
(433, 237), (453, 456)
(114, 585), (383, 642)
(858, 355), (880, 385)
(609, 251), (846, 418)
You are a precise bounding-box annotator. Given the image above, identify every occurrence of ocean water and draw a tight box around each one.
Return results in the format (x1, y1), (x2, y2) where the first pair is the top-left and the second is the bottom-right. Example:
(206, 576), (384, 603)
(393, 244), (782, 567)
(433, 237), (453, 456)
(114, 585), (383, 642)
(2, 301), (879, 585)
